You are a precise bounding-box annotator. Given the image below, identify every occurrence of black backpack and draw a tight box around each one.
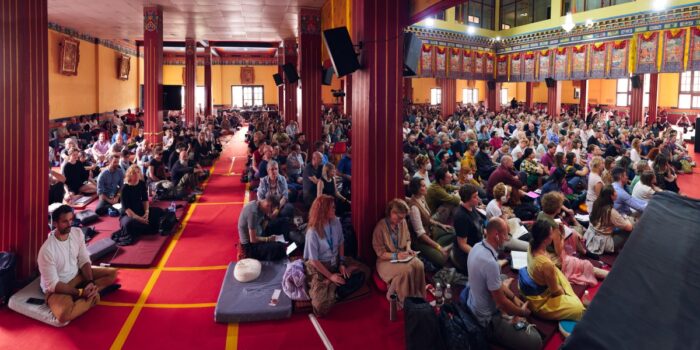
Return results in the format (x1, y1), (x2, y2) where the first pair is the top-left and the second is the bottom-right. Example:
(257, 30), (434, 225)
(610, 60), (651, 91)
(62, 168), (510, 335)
(0, 252), (17, 305)
(340, 214), (358, 258)
(159, 211), (178, 235)
(405, 297), (447, 350)
(439, 302), (488, 350)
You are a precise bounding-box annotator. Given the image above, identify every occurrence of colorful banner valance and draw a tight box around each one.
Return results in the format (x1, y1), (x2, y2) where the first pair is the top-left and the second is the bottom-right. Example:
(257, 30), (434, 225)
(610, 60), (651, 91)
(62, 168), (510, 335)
(435, 46), (447, 78)
(475, 51), (485, 79)
(538, 49), (551, 81)
(511, 53), (522, 82)
(589, 42), (608, 78)
(485, 52), (495, 80)
(462, 49), (473, 79)
(691, 27), (700, 70)
(449, 47), (462, 79)
(570, 45), (587, 80)
(523, 52), (535, 81)
(635, 32), (659, 74)
(420, 44), (433, 77)
(661, 29), (686, 73)
(554, 47), (568, 80)
(497, 55), (508, 82)
(609, 40), (629, 78)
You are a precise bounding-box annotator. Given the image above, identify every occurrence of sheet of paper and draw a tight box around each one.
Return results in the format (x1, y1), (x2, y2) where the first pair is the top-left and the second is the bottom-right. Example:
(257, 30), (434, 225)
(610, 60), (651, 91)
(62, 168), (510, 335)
(511, 225), (528, 240)
(274, 234), (286, 243)
(575, 214), (590, 222)
(112, 203), (122, 210)
(476, 207), (487, 217)
(563, 225), (575, 239)
(526, 191), (540, 199)
(286, 242), (297, 256)
(511, 251), (528, 270)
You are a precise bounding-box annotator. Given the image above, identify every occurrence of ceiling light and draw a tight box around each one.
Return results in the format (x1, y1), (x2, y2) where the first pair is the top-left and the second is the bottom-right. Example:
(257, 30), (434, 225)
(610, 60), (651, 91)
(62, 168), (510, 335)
(495, 36), (501, 41)
(585, 19), (594, 28)
(425, 18), (435, 27)
(561, 13), (575, 32)
(652, 0), (668, 11)
(467, 26), (476, 35)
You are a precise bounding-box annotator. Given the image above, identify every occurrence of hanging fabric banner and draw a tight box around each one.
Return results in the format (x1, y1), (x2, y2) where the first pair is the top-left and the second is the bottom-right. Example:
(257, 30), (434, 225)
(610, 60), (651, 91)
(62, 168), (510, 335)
(485, 52), (495, 80)
(497, 55), (508, 82)
(463, 49), (473, 80)
(435, 46), (447, 78)
(589, 42), (608, 78)
(420, 44), (433, 77)
(635, 32), (659, 74)
(511, 53), (522, 82)
(523, 52), (536, 81)
(609, 40), (629, 78)
(554, 47), (569, 80)
(661, 29), (686, 72)
(570, 45), (588, 80)
(538, 49), (551, 80)
(475, 51), (485, 79)
(690, 27), (700, 70)
(449, 47), (462, 79)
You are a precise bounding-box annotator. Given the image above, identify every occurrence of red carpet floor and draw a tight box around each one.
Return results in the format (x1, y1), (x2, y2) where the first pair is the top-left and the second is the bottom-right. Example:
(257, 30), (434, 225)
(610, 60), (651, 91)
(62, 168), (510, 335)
(1, 131), (699, 350)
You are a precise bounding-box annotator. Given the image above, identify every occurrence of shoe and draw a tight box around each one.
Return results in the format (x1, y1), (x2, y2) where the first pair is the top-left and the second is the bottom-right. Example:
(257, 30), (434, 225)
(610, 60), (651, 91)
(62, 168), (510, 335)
(99, 283), (122, 297)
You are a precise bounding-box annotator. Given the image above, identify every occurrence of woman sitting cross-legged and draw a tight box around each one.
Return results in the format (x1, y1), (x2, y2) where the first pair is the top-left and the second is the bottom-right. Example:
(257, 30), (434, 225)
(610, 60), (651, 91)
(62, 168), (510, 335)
(61, 147), (97, 203)
(520, 220), (586, 321)
(317, 163), (350, 215)
(406, 177), (454, 267)
(304, 195), (370, 317)
(373, 199), (426, 305)
(583, 185), (633, 255)
(113, 165), (165, 245)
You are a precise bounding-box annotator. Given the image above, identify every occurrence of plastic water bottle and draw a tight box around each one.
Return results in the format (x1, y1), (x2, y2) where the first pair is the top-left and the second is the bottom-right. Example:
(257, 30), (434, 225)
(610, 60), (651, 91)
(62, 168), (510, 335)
(434, 282), (443, 306)
(169, 201), (176, 213)
(444, 283), (453, 303)
(389, 293), (398, 321)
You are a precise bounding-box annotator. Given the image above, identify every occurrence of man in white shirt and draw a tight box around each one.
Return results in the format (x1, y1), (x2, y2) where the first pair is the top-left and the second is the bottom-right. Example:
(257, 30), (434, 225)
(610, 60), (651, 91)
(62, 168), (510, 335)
(38, 205), (119, 323)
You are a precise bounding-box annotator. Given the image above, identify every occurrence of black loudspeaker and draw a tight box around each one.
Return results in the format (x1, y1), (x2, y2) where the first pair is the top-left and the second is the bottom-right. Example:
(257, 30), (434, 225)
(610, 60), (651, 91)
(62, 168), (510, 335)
(322, 67), (334, 85)
(695, 118), (700, 153)
(322, 27), (360, 77)
(403, 32), (422, 77)
(545, 78), (556, 88)
(631, 75), (642, 88)
(487, 81), (496, 90)
(272, 73), (283, 86)
(283, 63), (299, 84)
(162, 85), (182, 110)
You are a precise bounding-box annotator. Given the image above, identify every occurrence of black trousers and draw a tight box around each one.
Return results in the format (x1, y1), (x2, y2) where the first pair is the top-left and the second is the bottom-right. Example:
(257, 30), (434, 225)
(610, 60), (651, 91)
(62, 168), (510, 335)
(96, 198), (114, 216)
(241, 242), (286, 261)
(116, 208), (165, 244)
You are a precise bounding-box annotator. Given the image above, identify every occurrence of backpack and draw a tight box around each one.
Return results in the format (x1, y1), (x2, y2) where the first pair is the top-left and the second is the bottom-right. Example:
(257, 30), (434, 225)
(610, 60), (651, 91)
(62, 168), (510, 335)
(439, 302), (488, 350)
(159, 211), (178, 235)
(76, 210), (99, 225)
(405, 297), (447, 350)
(0, 252), (17, 305)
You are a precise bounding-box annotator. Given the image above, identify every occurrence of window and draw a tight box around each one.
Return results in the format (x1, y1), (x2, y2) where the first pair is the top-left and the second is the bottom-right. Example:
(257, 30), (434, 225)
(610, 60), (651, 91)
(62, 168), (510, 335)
(455, 0), (495, 30)
(462, 88), (479, 104)
(500, 89), (509, 106)
(231, 85), (264, 107)
(616, 78), (631, 107)
(562, 0), (633, 15)
(501, 0), (550, 29)
(180, 86), (207, 112)
(431, 88), (442, 105)
(678, 71), (700, 109)
(643, 74), (650, 109)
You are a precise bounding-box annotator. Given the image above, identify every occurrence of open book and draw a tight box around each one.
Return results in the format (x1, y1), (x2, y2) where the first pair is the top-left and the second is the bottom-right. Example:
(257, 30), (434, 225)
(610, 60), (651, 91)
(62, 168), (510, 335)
(391, 251), (420, 263)
(511, 251), (528, 270)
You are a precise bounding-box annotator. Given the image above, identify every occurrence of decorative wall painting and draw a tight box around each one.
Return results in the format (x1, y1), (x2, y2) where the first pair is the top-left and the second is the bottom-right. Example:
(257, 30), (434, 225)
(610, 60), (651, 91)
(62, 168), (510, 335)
(420, 44), (433, 76)
(474, 51), (484, 79)
(691, 27), (700, 70)
(635, 32), (659, 74)
(117, 54), (130, 80)
(554, 47), (568, 80)
(538, 49), (551, 80)
(523, 52), (535, 81)
(661, 29), (686, 72)
(609, 40), (629, 78)
(435, 46), (447, 78)
(497, 55), (508, 81)
(511, 53), (522, 81)
(449, 47), (462, 79)
(59, 37), (80, 76)
(463, 49), (473, 79)
(485, 53), (494, 79)
(570, 45), (587, 80)
(589, 43), (608, 78)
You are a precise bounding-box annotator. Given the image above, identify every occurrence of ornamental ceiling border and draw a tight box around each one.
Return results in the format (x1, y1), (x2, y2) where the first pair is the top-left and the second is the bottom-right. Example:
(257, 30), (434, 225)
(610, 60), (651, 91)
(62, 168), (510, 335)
(405, 26), (495, 51)
(48, 22), (138, 56)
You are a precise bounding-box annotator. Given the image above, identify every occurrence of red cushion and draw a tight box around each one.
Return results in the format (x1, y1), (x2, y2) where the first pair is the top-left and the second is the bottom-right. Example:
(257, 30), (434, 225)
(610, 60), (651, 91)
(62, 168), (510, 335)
(332, 141), (347, 154)
(373, 271), (387, 292)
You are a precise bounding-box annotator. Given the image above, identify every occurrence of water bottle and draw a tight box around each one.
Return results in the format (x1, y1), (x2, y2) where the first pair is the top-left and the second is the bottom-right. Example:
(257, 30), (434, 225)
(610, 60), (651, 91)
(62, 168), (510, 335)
(444, 283), (452, 303)
(169, 201), (176, 213)
(389, 293), (398, 321)
(434, 282), (443, 306)
(582, 290), (591, 305)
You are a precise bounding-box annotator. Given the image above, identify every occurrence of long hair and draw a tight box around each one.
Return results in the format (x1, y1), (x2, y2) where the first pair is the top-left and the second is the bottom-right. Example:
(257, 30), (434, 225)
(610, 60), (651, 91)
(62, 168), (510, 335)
(590, 185), (615, 227)
(308, 195), (336, 238)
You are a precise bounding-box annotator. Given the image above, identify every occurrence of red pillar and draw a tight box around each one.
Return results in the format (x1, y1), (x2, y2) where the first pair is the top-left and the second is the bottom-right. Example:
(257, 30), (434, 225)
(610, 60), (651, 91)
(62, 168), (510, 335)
(629, 75), (644, 126)
(403, 77), (413, 105)
(344, 75), (352, 116)
(351, 0), (407, 262)
(184, 38), (196, 127)
(547, 81), (562, 118)
(282, 38), (298, 124)
(648, 73), (659, 125)
(204, 46), (213, 117)
(438, 78), (456, 118)
(525, 82), (534, 110)
(487, 82), (500, 111)
(578, 80), (588, 118)
(0, 0), (49, 279)
(143, 6), (164, 143)
(298, 8), (322, 145)
(277, 47), (285, 115)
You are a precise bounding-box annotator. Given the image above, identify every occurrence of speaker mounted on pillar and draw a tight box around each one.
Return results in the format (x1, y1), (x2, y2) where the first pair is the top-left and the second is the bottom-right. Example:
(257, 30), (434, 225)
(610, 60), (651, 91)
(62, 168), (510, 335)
(282, 63), (299, 84)
(545, 78), (556, 88)
(272, 73), (284, 86)
(631, 75), (642, 89)
(322, 27), (360, 78)
(403, 32), (422, 77)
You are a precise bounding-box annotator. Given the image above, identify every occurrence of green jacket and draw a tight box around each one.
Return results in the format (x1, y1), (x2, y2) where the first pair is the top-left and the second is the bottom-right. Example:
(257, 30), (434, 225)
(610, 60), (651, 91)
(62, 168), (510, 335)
(426, 183), (461, 213)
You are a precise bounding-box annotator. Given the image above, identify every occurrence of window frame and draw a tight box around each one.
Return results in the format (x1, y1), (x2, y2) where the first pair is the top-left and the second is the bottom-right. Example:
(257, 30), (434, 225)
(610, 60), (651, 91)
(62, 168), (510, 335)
(561, 0), (633, 15)
(678, 71), (700, 109)
(616, 78), (631, 107)
(231, 85), (264, 108)
(500, 0), (550, 29)
(455, 1), (495, 29)
(431, 88), (442, 105)
(462, 88), (479, 104)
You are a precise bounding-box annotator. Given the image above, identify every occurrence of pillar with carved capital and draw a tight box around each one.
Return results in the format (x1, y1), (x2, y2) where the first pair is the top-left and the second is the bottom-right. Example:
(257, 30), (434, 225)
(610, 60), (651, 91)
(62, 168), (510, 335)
(629, 76), (644, 126)
(438, 78), (456, 118)
(547, 81), (562, 117)
(204, 46), (213, 117)
(277, 47), (284, 115)
(298, 8), (322, 144)
(282, 38), (298, 124)
(525, 82), (534, 110)
(143, 6), (164, 143)
(184, 38), (196, 127)
(578, 80), (588, 118)
(487, 82), (500, 112)
(648, 73), (659, 125)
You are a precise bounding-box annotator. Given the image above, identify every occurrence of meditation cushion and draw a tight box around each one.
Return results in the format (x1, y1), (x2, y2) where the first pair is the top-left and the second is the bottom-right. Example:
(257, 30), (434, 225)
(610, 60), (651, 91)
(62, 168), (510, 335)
(373, 270), (388, 293)
(8, 278), (69, 327)
(233, 258), (261, 282)
(87, 238), (118, 262)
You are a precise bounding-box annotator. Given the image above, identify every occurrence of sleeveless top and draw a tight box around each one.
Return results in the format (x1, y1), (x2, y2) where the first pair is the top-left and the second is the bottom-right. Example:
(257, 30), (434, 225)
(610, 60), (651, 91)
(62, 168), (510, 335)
(322, 177), (336, 196)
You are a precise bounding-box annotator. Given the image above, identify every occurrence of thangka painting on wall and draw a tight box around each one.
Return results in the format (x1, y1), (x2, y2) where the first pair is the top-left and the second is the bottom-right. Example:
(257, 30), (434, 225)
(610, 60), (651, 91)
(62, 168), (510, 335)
(523, 52), (535, 81)
(609, 40), (629, 78)
(661, 29), (686, 72)
(463, 50), (473, 79)
(59, 37), (80, 76)
(497, 55), (508, 82)
(554, 47), (568, 80)
(485, 53), (495, 80)
(691, 27), (700, 70)
(475, 51), (484, 79)
(435, 46), (447, 78)
(420, 44), (433, 77)
(450, 48), (462, 79)
(570, 45), (587, 80)
(538, 49), (551, 80)
(511, 53), (522, 82)
(589, 42), (608, 78)
(635, 32), (659, 74)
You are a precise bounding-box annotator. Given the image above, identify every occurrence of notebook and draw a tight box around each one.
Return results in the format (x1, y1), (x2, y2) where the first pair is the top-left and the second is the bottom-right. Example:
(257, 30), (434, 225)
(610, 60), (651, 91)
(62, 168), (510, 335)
(511, 251), (528, 270)
(391, 252), (419, 263)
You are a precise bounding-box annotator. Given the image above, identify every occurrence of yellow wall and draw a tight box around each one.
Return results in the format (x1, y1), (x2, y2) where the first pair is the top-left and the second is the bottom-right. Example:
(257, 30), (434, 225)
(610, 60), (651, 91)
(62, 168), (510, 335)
(658, 73), (680, 108)
(412, 78), (437, 104)
(322, 75), (342, 104)
(97, 45), (138, 113)
(586, 79), (617, 105)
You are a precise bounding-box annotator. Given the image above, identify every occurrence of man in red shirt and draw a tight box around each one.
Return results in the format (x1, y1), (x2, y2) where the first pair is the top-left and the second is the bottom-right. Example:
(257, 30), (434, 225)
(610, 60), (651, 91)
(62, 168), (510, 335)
(486, 156), (523, 197)
(540, 143), (557, 170)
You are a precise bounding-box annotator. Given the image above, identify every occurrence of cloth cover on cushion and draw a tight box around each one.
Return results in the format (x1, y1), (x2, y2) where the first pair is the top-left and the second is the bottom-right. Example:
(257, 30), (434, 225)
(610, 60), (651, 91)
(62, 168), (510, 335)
(215, 260), (292, 323)
(233, 258), (261, 282)
(87, 238), (118, 261)
(8, 278), (69, 327)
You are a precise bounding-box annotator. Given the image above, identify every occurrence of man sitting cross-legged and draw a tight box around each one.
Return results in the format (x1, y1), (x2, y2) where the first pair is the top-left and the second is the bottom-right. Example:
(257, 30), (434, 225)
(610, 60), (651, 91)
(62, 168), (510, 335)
(38, 205), (120, 323)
